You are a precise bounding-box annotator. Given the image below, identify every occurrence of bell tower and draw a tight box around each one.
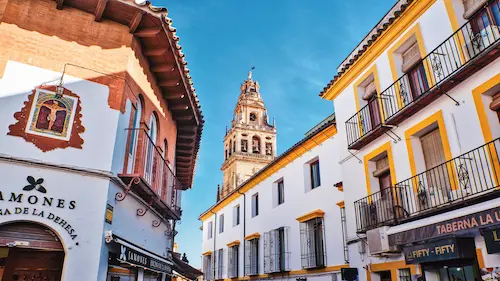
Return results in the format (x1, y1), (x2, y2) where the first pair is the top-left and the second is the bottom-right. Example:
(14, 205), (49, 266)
(220, 70), (277, 198)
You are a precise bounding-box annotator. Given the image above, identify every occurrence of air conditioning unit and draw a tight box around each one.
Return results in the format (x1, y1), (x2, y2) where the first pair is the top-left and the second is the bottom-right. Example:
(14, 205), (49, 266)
(463, 25), (500, 57)
(366, 226), (399, 255)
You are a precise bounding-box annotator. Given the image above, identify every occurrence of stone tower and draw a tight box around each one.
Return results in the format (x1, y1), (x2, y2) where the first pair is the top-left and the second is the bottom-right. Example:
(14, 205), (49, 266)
(220, 70), (277, 198)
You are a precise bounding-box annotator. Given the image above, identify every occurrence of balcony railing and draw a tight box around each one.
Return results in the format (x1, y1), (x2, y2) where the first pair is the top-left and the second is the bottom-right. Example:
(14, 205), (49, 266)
(346, 0), (500, 149)
(120, 128), (182, 218)
(354, 138), (500, 232)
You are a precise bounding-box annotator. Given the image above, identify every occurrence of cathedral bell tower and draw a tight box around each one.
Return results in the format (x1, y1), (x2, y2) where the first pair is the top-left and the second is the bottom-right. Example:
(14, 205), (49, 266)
(220, 70), (277, 198)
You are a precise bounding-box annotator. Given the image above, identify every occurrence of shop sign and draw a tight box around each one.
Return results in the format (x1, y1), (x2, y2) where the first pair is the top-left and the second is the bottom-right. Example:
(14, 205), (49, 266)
(105, 204), (113, 224)
(118, 244), (172, 274)
(483, 229), (500, 254)
(389, 207), (500, 245)
(0, 176), (79, 241)
(403, 238), (475, 264)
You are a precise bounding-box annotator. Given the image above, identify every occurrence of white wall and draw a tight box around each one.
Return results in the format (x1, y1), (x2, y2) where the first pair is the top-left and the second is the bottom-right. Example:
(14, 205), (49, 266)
(202, 133), (346, 280)
(0, 161), (109, 280)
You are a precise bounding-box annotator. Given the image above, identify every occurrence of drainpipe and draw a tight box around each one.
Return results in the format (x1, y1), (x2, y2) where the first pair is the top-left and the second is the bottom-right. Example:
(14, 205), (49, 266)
(237, 189), (246, 277)
(210, 210), (217, 280)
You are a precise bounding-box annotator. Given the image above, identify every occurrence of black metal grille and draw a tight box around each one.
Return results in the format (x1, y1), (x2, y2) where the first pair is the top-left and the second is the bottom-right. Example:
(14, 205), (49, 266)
(354, 138), (500, 232)
(227, 245), (239, 278)
(264, 227), (290, 273)
(244, 238), (259, 276)
(346, 0), (500, 148)
(299, 217), (327, 269)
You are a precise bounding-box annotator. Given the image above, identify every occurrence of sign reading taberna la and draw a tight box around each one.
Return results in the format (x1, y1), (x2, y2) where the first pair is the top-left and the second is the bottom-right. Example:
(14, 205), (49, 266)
(403, 238), (476, 264)
(117, 244), (172, 274)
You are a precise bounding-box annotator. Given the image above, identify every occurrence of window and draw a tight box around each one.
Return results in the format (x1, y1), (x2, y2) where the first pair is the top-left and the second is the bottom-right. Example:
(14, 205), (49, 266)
(233, 205), (240, 226)
(310, 160), (321, 189)
(241, 139), (248, 152)
(207, 221), (213, 239)
(245, 238), (259, 275)
(215, 249), (224, 280)
(144, 114), (158, 185)
(277, 180), (285, 205)
(419, 128), (451, 196)
(299, 217), (325, 269)
(252, 136), (261, 154)
(127, 97), (142, 173)
(233, 140), (236, 153)
(203, 254), (213, 281)
(219, 214), (224, 234)
(249, 113), (257, 122)
(264, 227), (289, 273)
(229, 140), (232, 156)
(228, 245), (239, 278)
(265, 143), (273, 156)
(399, 268), (411, 281)
(251, 193), (259, 217)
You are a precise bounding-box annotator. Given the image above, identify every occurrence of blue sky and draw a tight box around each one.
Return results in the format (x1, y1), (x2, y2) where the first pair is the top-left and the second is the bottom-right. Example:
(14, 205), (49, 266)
(159, 0), (397, 268)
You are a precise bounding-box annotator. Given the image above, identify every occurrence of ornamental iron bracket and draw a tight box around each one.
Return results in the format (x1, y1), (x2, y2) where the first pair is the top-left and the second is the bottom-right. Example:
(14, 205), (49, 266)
(381, 125), (402, 143)
(137, 198), (155, 217)
(115, 177), (140, 202)
(152, 220), (162, 227)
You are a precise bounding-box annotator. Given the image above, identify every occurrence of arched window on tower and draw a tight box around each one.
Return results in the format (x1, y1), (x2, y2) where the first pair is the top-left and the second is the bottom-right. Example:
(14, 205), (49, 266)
(144, 113), (158, 185)
(229, 140), (233, 156)
(241, 139), (248, 153)
(252, 136), (261, 154)
(265, 142), (273, 156)
(127, 97), (143, 174)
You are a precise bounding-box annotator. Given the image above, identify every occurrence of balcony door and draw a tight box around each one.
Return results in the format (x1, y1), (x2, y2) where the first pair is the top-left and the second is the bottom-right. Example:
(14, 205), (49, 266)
(420, 128), (451, 206)
(408, 64), (429, 101)
(144, 114), (157, 185)
(368, 96), (382, 130)
(127, 98), (142, 174)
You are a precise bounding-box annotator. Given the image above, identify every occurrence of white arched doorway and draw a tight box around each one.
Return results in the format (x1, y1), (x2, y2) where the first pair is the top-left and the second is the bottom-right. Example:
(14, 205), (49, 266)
(0, 222), (65, 281)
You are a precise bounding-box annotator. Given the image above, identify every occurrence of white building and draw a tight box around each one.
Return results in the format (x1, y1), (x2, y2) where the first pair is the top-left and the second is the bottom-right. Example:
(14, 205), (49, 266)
(319, 0), (500, 281)
(0, 1), (203, 280)
(199, 113), (347, 281)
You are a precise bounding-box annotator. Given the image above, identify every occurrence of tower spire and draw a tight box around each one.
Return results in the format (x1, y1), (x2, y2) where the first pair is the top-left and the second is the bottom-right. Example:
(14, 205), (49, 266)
(248, 66), (255, 81)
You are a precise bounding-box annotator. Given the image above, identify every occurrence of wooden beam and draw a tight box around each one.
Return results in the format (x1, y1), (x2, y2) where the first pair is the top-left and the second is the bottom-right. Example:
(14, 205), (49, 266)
(171, 104), (189, 111)
(144, 48), (168, 56)
(159, 79), (181, 87)
(177, 126), (197, 134)
(165, 93), (185, 100)
(151, 63), (175, 73)
(178, 133), (196, 140)
(134, 27), (161, 38)
(129, 11), (144, 33)
(175, 115), (194, 121)
(94, 0), (108, 22)
(56, 0), (64, 9)
(176, 155), (192, 161)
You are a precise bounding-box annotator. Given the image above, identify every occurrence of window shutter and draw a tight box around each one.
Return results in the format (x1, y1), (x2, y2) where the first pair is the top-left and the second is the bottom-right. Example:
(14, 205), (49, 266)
(373, 156), (390, 177)
(463, 0), (489, 19)
(263, 232), (270, 273)
(402, 43), (421, 73)
(299, 222), (308, 268)
(490, 92), (500, 111)
(228, 247), (234, 278)
(362, 81), (377, 101)
(245, 240), (251, 275)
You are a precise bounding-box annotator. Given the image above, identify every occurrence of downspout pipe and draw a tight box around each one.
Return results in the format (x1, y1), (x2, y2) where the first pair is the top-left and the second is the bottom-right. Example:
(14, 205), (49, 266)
(237, 189), (246, 277)
(210, 210), (217, 279)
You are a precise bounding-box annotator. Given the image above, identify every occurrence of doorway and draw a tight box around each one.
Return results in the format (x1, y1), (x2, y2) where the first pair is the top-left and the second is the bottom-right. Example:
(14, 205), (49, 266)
(0, 222), (65, 281)
(379, 270), (392, 281)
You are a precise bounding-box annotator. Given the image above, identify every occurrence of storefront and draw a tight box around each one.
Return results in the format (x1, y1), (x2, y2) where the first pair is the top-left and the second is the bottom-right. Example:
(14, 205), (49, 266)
(106, 235), (173, 281)
(389, 205), (500, 281)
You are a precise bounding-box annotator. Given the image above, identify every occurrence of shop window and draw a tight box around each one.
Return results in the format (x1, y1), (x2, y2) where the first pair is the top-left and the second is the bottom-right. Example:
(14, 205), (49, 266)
(228, 245), (239, 278)
(299, 217), (325, 269)
(265, 142), (273, 156)
(241, 139), (248, 152)
(245, 238), (259, 275)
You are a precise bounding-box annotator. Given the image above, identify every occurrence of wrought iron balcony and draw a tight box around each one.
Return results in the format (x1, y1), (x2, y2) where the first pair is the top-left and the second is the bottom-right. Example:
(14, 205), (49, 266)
(118, 128), (183, 220)
(346, 0), (500, 149)
(354, 138), (500, 233)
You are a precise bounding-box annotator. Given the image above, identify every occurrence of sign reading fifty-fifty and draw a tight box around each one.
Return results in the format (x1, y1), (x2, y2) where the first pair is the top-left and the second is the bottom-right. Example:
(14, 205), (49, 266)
(389, 207), (500, 245)
(403, 238), (475, 264)
(118, 244), (172, 274)
(483, 228), (500, 254)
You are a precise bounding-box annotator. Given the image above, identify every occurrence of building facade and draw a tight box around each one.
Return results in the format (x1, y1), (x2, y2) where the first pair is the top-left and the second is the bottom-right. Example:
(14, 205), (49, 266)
(0, 0), (203, 280)
(200, 114), (346, 281)
(220, 72), (277, 198)
(320, 0), (500, 281)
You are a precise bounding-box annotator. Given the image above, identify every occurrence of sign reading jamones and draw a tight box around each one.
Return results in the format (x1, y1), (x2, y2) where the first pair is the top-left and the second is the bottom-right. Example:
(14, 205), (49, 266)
(389, 207), (500, 246)
(117, 244), (172, 274)
(0, 176), (79, 240)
